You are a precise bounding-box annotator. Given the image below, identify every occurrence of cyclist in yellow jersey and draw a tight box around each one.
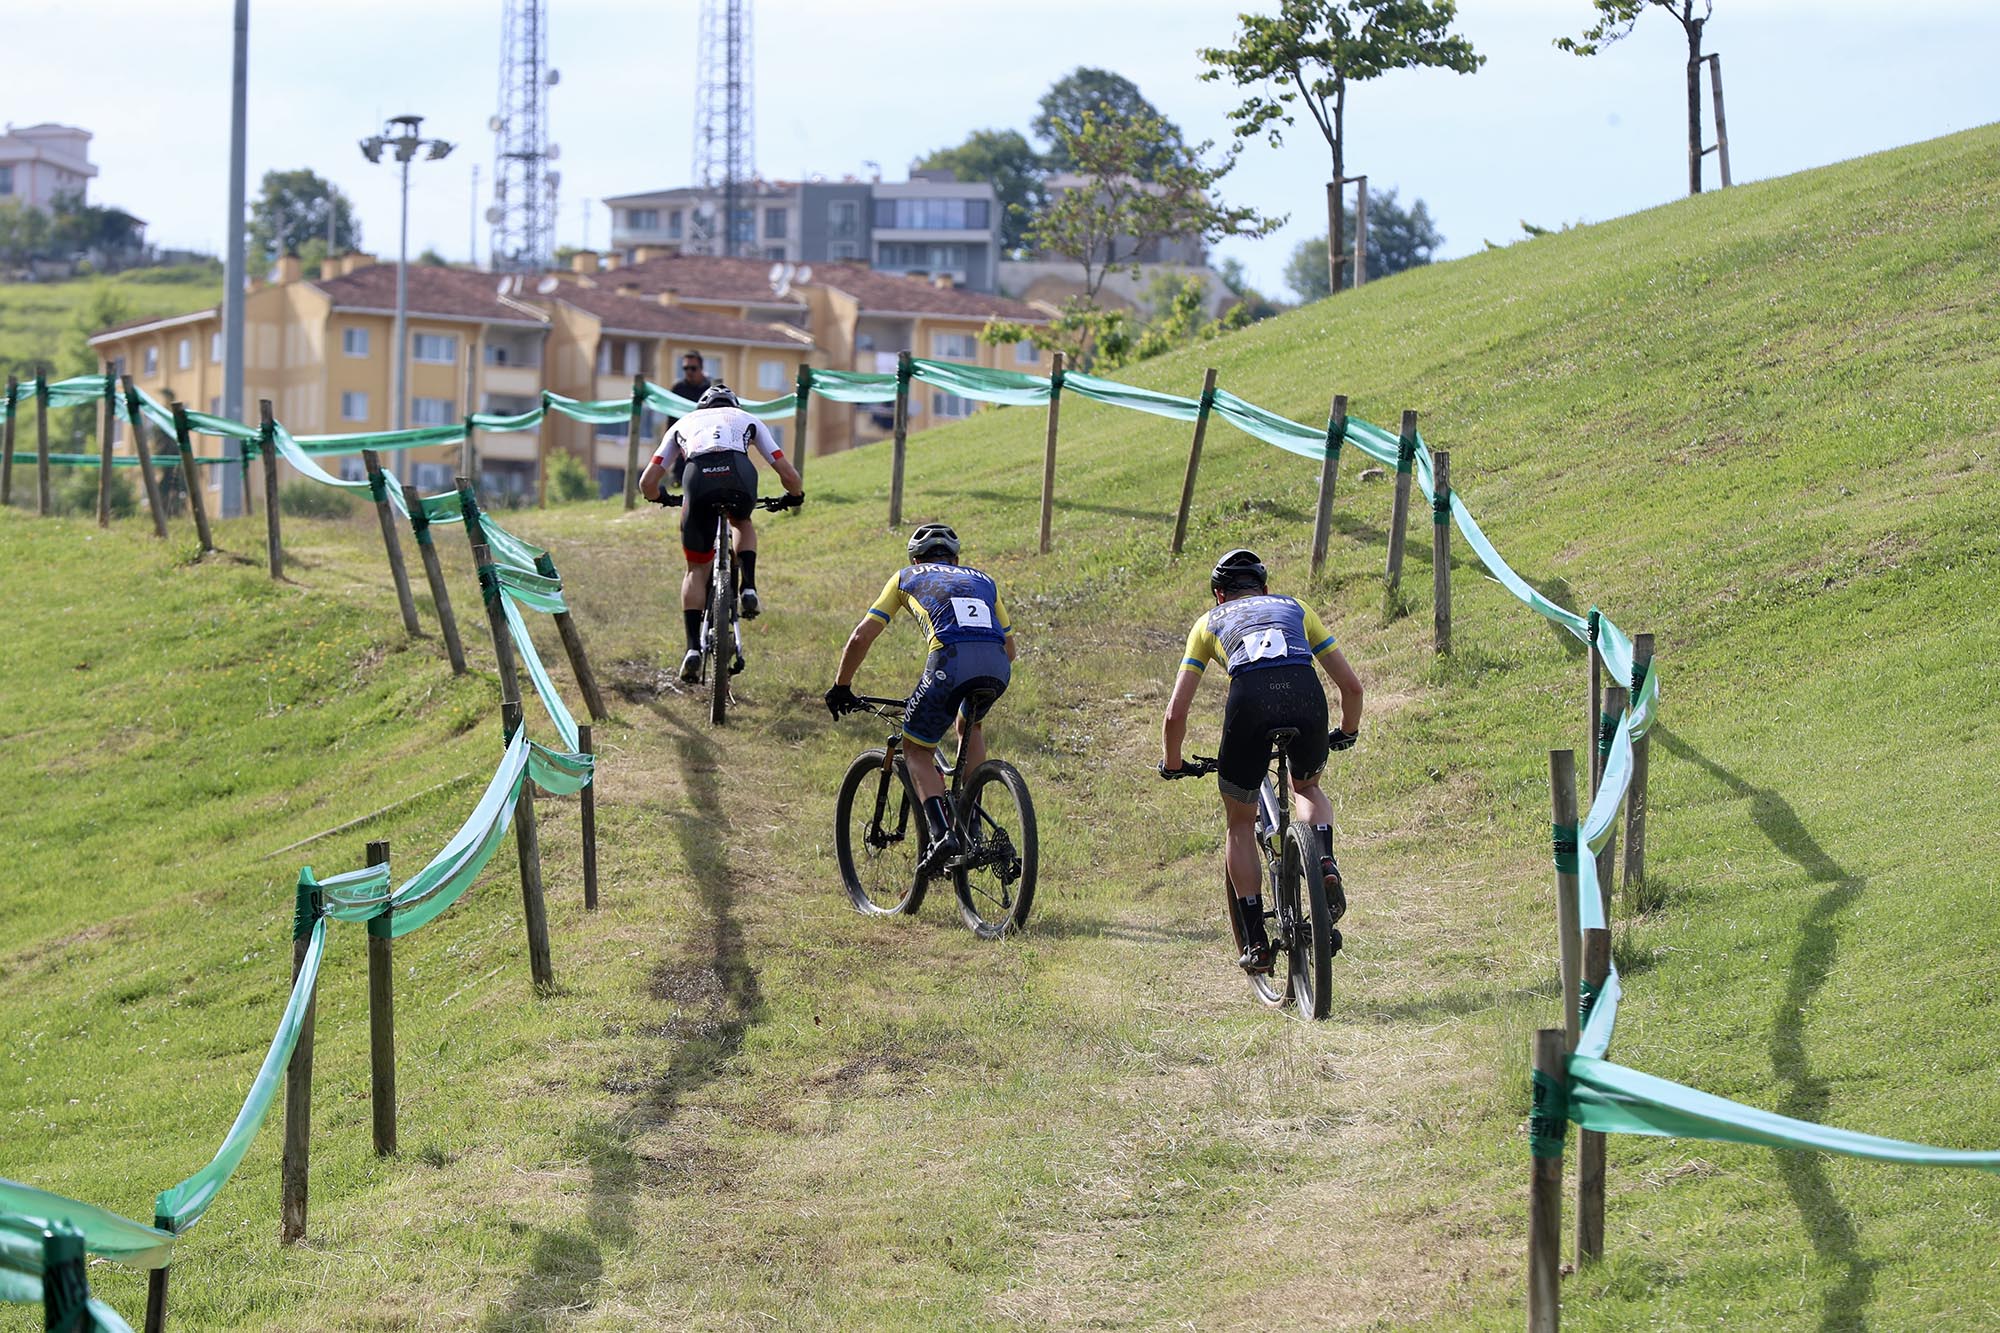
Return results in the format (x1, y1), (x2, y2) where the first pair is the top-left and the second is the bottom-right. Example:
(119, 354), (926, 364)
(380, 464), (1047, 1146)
(1161, 549), (1363, 972)
(825, 523), (1018, 876)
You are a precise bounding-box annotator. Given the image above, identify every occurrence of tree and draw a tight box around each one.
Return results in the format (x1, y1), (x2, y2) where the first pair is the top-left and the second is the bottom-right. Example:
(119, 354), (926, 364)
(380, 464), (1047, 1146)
(916, 129), (1048, 253)
(248, 168), (360, 272)
(1026, 107), (1281, 306)
(1202, 1), (1482, 298)
(0, 200), (51, 266)
(1557, 2), (1715, 195)
(1216, 256), (1285, 321)
(1283, 188), (1442, 300)
(416, 248), (450, 266)
(1033, 68), (1186, 178)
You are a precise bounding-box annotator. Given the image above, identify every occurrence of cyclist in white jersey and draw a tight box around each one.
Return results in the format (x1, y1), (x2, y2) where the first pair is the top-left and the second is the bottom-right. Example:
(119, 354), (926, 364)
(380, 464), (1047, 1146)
(640, 383), (804, 681)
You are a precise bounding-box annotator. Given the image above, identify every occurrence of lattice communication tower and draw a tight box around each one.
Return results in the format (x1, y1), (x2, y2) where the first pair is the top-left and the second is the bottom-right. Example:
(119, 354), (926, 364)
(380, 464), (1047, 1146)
(691, 0), (756, 257)
(489, 0), (560, 272)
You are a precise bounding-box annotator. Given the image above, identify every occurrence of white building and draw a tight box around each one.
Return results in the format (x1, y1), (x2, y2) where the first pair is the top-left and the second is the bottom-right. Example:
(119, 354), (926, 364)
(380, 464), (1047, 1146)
(0, 123), (96, 209)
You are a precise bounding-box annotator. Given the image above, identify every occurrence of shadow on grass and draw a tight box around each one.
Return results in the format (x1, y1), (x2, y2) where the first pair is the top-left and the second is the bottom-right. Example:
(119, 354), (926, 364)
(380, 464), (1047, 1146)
(1653, 727), (1876, 1332)
(482, 713), (764, 1332)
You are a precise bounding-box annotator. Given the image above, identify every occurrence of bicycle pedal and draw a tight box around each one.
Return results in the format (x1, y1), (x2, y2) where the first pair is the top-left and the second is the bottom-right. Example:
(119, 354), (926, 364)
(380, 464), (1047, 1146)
(729, 655), (746, 676)
(1327, 927), (1343, 958)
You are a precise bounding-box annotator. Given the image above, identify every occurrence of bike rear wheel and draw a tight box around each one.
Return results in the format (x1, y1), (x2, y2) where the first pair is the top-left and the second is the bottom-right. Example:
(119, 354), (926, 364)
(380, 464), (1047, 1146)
(952, 760), (1037, 939)
(834, 749), (928, 916)
(707, 517), (731, 726)
(1284, 823), (1335, 1020)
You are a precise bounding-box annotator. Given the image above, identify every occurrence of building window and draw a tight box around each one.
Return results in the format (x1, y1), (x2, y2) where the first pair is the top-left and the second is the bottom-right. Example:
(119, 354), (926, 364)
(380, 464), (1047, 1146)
(0, 165), (12, 195)
(339, 457), (368, 483)
(143, 346), (158, 375)
(342, 327), (370, 357)
(931, 391), (974, 420)
(756, 359), (787, 392)
(210, 331), (222, 363)
(411, 332), (457, 364)
(765, 247), (786, 261)
(411, 396), (455, 425)
(873, 198), (991, 231)
(594, 417), (626, 440)
(340, 391), (369, 422)
(627, 208), (660, 231)
(729, 208), (754, 245)
(414, 462), (452, 492)
(668, 209), (684, 239)
(931, 332), (978, 361)
(829, 199), (859, 238)
(830, 241), (858, 261)
(1014, 340), (1039, 366)
(176, 338), (191, 370)
(878, 242), (968, 270)
(764, 207), (788, 239)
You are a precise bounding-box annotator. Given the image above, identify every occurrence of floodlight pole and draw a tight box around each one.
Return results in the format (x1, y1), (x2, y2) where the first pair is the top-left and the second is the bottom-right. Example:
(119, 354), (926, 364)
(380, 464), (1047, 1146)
(363, 116), (454, 433)
(222, 0), (249, 515)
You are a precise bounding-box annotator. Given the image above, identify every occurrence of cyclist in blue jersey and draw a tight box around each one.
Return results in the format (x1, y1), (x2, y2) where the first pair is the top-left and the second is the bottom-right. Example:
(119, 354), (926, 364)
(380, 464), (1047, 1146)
(1161, 549), (1363, 973)
(825, 523), (1017, 877)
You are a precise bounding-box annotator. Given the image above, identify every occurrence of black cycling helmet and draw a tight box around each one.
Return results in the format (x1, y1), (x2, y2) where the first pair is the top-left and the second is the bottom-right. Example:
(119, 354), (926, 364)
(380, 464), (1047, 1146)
(696, 382), (740, 409)
(1210, 547), (1268, 593)
(908, 523), (961, 563)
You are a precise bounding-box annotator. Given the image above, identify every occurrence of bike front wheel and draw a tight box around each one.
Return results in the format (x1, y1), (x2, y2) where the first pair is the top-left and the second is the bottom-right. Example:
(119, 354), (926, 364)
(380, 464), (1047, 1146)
(707, 526), (732, 727)
(1283, 823), (1335, 1020)
(952, 760), (1037, 939)
(834, 749), (928, 916)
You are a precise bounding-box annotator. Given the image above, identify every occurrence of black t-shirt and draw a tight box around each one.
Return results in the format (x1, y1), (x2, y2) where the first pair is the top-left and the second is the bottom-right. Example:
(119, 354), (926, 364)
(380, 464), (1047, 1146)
(670, 377), (709, 413)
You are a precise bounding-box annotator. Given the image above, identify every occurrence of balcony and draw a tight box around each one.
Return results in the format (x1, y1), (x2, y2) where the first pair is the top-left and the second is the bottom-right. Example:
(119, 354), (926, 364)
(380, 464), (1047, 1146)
(483, 363), (541, 398)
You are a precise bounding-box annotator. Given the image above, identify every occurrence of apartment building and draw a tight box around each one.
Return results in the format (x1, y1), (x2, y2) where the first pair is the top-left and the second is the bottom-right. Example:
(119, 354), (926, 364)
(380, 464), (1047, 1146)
(88, 254), (554, 510)
(0, 123), (96, 209)
(604, 172), (1000, 290)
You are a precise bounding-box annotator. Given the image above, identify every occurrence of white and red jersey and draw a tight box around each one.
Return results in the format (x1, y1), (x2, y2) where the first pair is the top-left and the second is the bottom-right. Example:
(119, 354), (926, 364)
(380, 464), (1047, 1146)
(652, 405), (783, 471)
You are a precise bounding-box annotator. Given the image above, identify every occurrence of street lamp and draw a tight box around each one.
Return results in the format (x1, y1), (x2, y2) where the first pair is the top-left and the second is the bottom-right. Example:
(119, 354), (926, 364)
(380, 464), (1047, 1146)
(360, 114), (454, 430)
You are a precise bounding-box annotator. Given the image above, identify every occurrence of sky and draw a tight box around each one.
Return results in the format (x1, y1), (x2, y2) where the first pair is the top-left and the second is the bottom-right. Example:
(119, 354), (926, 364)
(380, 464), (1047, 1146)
(7, 0), (1998, 298)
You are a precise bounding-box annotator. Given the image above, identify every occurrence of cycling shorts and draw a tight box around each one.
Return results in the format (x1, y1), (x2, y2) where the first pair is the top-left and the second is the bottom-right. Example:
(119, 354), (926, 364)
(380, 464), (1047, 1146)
(904, 641), (1011, 749)
(1216, 662), (1328, 804)
(681, 451), (757, 562)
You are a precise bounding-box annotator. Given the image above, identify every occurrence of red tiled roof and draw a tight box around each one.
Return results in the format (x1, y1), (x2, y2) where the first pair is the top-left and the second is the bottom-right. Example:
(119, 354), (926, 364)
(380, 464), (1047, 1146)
(807, 264), (1049, 322)
(579, 255), (805, 305)
(315, 263), (548, 325)
(549, 288), (809, 347)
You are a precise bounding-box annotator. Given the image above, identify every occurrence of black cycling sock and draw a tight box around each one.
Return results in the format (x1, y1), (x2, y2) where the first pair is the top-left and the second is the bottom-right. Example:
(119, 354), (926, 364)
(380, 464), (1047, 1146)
(922, 795), (954, 841)
(1314, 824), (1335, 865)
(1239, 894), (1268, 943)
(683, 609), (703, 651)
(739, 549), (757, 590)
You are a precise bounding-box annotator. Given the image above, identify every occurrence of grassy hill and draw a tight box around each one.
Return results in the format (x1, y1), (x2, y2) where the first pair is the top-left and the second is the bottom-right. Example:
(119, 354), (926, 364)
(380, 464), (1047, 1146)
(0, 263), (221, 388)
(3, 124), (1998, 1331)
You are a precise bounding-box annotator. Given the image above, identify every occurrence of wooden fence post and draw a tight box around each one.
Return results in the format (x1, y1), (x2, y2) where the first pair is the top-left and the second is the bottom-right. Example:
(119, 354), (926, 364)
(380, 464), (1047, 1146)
(1550, 749), (1581, 1052)
(3, 376), (18, 508)
(1037, 351), (1065, 554)
(170, 400), (215, 554)
(535, 552), (609, 721)
(1431, 449), (1452, 656)
(1309, 393), (1346, 577)
(1622, 633), (1656, 897)
(361, 449), (422, 637)
(98, 373), (115, 527)
(889, 350), (912, 527)
(258, 400), (282, 579)
(1577, 926), (1611, 1264)
(366, 838), (397, 1157)
(1587, 610), (1602, 792)
(120, 377), (169, 539)
(405, 496), (468, 675)
(1527, 1028), (1566, 1333)
(793, 365), (812, 481)
(622, 373), (644, 510)
(472, 537), (555, 992)
(461, 414), (477, 491)
(1594, 684), (1627, 922)
(579, 723), (599, 911)
(279, 879), (320, 1245)
(144, 1258), (170, 1333)
(1385, 409), (1418, 595)
(36, 370), (51, 516)
(1170, 368), (1219, 556)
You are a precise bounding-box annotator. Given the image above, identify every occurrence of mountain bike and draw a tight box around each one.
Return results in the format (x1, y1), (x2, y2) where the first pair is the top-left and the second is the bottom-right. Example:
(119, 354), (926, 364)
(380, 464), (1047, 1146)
(663, 491), (791, 726)
(1162, 729), (1340, 1020)
(832, 693), (1037, 939)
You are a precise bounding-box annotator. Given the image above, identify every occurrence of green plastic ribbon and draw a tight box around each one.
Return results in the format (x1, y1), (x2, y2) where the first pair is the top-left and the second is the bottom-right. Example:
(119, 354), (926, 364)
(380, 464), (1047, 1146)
(1551, 821), (1579, 874)
(1530, 1069), (1569, 1159)
(0, 1183), (172, 1270)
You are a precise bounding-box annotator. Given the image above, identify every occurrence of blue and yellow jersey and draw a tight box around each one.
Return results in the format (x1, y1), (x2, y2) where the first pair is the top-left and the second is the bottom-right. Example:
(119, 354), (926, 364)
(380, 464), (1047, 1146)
(869, 563), (1013, 653)
(1180, 594), (1335, 678)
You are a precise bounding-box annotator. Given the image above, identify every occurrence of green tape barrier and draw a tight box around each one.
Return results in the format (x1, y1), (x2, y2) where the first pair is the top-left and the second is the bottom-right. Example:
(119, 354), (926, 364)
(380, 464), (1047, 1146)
(0, 1183), (172, 1270)
(1529, 1070), (1569, 1160)
(1551, 822), (1579, 874)
(0, 1218), (138, 1331)
(501, 591), (580, 750)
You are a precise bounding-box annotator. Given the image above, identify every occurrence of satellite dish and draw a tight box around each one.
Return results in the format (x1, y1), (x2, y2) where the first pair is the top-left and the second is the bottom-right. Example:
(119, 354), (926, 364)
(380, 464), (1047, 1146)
(546, 143), (561, 161)
(536, 276), (559, 294)
(545, 170), (562, 191)
(767, 261), (785, 284)
(546, 68), (561, 86)
(484, 205), (504, 224)
(496, 276), (512, 297)
(488, 115), (504, 132)
(795, 264), (813, 284)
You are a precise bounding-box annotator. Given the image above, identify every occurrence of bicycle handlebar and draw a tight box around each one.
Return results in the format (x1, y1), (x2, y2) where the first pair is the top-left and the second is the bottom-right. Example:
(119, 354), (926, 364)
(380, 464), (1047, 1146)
(653, 492), (802, 512)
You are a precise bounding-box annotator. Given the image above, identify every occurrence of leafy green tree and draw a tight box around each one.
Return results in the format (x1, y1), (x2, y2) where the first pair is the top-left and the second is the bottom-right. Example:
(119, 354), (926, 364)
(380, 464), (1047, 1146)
(1283, 188), (1442, 301)
(1033, 68), (1185, 178)
(0, 200), (51, 265)
(917, 129), (1048, 253)
(1202, 1), (1482, 298)
(1215, 256), (1285, 320)
(416, 248), (450, 266)
(247, 168), (360, 272)
(1557, 2), (1717, 195)
(1026, 107), (1281, 306)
